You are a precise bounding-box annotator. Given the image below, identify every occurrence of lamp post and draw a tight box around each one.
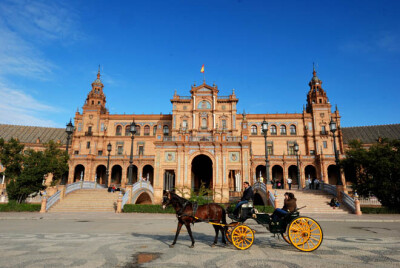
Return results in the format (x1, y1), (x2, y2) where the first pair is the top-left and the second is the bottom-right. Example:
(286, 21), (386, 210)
(261, 120), (270, 185)
(106, 142), (112, 188)
(329, 119), (342, 185)
(62, 120), (74, 185)
(128, 121), (137, 185)
(294, 142), (300, 189)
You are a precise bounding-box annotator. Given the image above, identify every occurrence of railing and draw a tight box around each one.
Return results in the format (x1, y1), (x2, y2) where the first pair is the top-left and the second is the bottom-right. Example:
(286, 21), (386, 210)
(268, 190), (275, 208)
(85, 131), (93, 136)
(341, 191), (356, 213)
(121, 189), (130, 210)
(46, 190), (61, 211)
(253, 181), (267, 194)
(163, 136), (177, 142)
(189, 136), (215, 142)
(321, 182), (336, 195)
(359, 196), (382, 206)
(179, 96), (191, 100)
(132, 180), (154, 194)
(65, 181), (105, 195)
(218, 96), (230, 99)
(226, 136), (241, 142)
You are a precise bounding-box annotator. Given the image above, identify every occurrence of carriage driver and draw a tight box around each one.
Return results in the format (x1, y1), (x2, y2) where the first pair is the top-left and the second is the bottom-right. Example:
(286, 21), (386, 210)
(232, 181), (254, 217)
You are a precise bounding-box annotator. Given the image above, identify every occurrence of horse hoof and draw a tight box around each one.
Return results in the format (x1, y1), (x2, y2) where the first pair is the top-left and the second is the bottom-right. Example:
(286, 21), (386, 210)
(211, 244), (216, 248)
(169, 244), (174, 248)
(189, 245), (194, 248)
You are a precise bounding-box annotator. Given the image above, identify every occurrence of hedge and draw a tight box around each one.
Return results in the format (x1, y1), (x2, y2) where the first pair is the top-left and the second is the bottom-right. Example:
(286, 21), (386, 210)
(123, 204), (274, 214)
(361, 207), (399, 214)
(0, 201), (41, 212)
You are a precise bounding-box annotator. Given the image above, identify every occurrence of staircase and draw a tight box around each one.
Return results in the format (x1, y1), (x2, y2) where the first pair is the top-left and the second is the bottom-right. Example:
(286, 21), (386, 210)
(273, 189), (351, 214)
(49, 189), (120, 212)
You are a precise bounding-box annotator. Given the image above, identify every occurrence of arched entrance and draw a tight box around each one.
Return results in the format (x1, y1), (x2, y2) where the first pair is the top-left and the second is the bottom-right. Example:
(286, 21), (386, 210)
(253, 193), (265, 205)
(304, 165), (317, 181)
(191, 154), (213, 191)
(288, 165), (299, 186)
(164, 170), (175, 191)
(328, 165), (339, 185)
(143, 165), (154, 185)
(73, 164), (85, 182)
(255, 165), (266, 182)
(111, 165), (122, 185)
(272, 165), (284, 188)
(135, 192), (152, 204)
(126, 165), (138, 184)
(96, 165), (107, 185)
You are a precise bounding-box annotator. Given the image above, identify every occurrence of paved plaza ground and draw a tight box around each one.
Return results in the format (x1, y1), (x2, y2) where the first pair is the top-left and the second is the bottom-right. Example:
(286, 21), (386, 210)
(0, 212), (400, 268)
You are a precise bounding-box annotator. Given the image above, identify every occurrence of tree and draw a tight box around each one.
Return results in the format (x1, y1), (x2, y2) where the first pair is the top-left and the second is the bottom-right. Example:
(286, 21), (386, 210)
(43, 141), (69, 186)
(342, 139), (400, 210)
(0, 138), (24, 182)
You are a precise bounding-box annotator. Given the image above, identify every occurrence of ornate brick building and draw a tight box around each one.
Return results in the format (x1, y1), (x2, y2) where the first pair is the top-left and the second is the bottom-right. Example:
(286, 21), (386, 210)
(67, 68), (346, 203)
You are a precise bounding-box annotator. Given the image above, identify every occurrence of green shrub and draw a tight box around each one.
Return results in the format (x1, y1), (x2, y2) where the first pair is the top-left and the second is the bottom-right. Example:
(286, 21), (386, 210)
(0, 201), (41, 212)
(361, 207), (399, 214)
(123, 204), (175, 213)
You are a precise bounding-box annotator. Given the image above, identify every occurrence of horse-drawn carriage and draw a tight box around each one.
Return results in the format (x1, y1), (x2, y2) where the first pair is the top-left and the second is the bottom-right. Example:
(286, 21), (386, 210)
(225, 202), (323, 251)
(162, 192), (323, 252)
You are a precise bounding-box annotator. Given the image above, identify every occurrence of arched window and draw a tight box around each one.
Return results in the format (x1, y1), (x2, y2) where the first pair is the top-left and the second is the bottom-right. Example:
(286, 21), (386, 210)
(270, 125), (277, 135)
(144, 125), (150, 136)
(251, 125), (257, 135)
(201, 118), (207, 129)
(116, 125), (122, 136)
(135, 125), (141, 136)
(153, 126), (157, 136)
(125, 125), (130, 136)
(163, 125), (169, 136)
(280, 125), (287, 135)
(290, 125), (296, 135)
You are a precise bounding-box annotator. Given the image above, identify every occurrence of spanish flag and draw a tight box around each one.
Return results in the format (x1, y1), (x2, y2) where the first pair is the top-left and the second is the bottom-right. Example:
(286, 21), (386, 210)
(200, 64), (205, 73)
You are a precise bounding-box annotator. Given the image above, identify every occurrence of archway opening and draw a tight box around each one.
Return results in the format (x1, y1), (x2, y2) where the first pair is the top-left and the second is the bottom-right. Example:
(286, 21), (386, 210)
(164, 170), (175, 191)
(305, 165), (317, 181)
(135, 192), (152, 204)
(228, 170), (241, 193)
(111, 165), (122, 185)
(96, 165), (107, 185)
(328, 165), (339, 185)
(191, 154), (213, 192)
(143, 165), (154, 185)
(288, 165), (299, 187)
(126, 165), (138, 184)
(272, 165), (284, 188)
(253, 193), (265, 206)
(73, 164), (85, 182)
(255, 165), (266, 183)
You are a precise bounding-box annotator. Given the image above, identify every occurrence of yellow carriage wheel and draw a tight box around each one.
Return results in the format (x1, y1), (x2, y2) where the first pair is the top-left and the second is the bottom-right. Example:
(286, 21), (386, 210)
(231, 225), (254, 250)
(225, 228), (232, 243)
(288, 217), (323, 252)
(281, 229), (291, 244)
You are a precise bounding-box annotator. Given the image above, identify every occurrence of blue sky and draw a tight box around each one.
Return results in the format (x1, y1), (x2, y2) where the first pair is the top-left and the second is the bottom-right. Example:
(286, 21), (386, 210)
(0, 0), (399, 128)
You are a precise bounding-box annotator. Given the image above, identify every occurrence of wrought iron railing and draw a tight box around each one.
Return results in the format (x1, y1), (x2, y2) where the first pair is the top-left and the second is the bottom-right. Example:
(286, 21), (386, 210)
(321, 182), (336, 195)
(46, 190), (61, 211)
(341, 191), (355, 213)
(121, 189), (130, 210)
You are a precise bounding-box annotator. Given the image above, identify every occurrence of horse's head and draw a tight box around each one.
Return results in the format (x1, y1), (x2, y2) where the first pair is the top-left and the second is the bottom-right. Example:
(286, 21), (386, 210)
(162, 190), (171, 210)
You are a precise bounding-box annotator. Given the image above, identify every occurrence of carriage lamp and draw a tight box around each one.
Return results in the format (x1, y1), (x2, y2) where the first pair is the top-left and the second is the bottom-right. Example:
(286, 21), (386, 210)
(261, 119), (270, 185)
(329, 118), (342, 185)
(128, 120), (136, 185)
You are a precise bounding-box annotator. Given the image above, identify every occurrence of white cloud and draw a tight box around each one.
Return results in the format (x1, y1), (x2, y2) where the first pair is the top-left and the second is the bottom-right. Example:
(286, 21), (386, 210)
(339, 31), (400, 55)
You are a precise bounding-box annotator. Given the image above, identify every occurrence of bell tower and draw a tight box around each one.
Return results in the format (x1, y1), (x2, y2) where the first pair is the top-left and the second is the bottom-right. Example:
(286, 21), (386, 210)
(83, 67), (107, 114)
(306, 66), (329, 113)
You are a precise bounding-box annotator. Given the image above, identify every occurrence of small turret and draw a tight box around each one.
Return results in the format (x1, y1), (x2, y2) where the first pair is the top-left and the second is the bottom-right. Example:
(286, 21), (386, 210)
(306, 65), (329, 112)
(83, 66), (107, 114)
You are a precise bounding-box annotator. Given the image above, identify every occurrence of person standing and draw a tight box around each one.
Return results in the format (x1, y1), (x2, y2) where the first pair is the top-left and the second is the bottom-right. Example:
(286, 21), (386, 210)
(232, 181), (254, 217)
(287, 178), (292, 190)
(315, 178), (320, 190)
(308, 178), (312, 189)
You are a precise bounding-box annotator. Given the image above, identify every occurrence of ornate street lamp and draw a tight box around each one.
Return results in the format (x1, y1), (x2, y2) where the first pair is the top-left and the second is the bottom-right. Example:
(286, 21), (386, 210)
(61, 120), (74, 185)
(294, 142), (300, 189)
(329, 118), (342, 185)
(261, 119), (270, 185)
(128, 121), (137, 185)
(106, 142), (112, 188)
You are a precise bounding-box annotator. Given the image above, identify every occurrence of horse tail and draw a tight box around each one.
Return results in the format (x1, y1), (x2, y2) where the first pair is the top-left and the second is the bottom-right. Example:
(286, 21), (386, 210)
(221, 206), (227, 225)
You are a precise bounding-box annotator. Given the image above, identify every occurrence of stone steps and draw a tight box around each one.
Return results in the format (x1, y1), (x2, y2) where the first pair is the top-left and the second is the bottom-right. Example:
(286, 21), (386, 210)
(49, 189), (120, 212)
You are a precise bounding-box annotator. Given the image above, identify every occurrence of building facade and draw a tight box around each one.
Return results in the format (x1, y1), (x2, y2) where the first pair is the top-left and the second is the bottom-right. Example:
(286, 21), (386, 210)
(68, 68), (346, 203)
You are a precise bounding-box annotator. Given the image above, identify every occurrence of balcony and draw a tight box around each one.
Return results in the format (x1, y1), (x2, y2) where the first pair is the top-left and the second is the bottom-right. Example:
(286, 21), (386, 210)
(85, 131), (93, 136)
(320, 131), (329, 135)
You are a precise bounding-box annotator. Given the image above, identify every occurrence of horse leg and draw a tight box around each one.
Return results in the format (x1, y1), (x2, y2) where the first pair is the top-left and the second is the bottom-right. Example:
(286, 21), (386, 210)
(211, 225), (219, 247)
(184, 222), (195, 248)
(220, 226), (227, 244)
(170, 221), (183, 248)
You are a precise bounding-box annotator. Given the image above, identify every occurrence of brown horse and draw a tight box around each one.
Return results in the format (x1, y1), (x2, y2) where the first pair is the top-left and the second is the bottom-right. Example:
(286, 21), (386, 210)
(162, 191), (227, 248)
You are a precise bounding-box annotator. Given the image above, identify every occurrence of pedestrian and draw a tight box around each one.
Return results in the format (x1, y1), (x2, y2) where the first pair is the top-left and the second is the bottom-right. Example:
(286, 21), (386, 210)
(308, 178), (312, 189)
(311, 178), (316, 189)
(315, 178), (320, 190)
(277, 181), (281, 189)
(287, 178), (292, 190)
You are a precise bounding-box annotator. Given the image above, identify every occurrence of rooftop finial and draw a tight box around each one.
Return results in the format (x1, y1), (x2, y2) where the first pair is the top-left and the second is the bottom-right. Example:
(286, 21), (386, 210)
(97, 65), (101, 79)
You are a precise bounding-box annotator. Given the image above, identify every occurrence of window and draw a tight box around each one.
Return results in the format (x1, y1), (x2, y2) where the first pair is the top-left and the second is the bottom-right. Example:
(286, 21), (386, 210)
(201, 118), (207, 129)
(98, 150), (103, 156)
(270, 125), (277, 135)
(135, 125), (140, 136)
(222, 120), (227, 129)
(163, 125), (169, 136)
(321, 125), (327, 135)
(268, 145), (273, 155)
(86, 142), (90, 149)
(251, 125), (257, 135)
(144, 125), (150, 136)
(323, 141), (327, 148)
(280, 125), (287, 135)
(153, 126), (157, 136)
(91, 100), (94, 104)
(125, 125), (130, 136)
(116, 125), (122, 136)
(88, 126), (92, 133)
(98, 101), (101, 105)
(117, 146), (123, 155)
(310, 150), (315, 155)
(182, 120), (188, 130)
(101, 123), (104, 131)
(138, 145), (144, 155)
(74, 150), (79, 155)
(288, 145), (295, 155)
(290, 125), (296, 135)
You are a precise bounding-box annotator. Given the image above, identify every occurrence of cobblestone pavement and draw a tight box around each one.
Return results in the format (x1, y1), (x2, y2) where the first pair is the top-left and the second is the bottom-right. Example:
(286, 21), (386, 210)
(0, 213), (399, 268)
